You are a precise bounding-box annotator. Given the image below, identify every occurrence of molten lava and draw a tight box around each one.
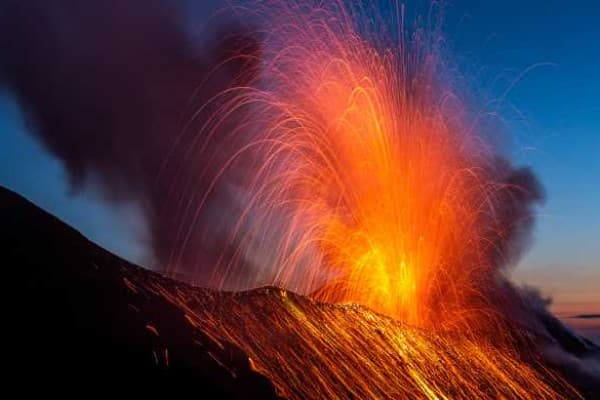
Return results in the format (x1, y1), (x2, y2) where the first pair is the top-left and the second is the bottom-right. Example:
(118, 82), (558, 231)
(163, 7), (578, 396)
(182, 0), (520, 332)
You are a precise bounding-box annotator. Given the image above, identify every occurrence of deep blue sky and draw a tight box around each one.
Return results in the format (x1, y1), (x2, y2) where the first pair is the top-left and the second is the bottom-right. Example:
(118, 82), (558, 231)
(446, 0), (600, 312)
(0, 0), (598, 311)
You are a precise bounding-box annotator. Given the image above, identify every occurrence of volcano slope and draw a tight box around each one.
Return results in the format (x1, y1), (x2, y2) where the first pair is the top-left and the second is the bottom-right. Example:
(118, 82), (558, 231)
(2, 185), (598, 398)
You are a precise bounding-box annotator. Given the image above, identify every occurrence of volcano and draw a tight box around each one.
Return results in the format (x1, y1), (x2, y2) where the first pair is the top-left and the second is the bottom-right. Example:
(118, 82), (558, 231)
(3, 185), (599, 398)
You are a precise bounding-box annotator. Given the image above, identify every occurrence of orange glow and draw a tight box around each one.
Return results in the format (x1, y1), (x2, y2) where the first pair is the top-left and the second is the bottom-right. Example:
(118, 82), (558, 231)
(310, 70), (484, 327)
(191, 1), (504, 331)
(143, 281), (580, 400)
(157, 3), (584, 397)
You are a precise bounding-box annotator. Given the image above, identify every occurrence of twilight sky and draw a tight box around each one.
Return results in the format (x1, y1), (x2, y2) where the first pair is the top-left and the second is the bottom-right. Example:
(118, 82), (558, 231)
(446, 0), (600, 316)
(0, 0), (598, 316)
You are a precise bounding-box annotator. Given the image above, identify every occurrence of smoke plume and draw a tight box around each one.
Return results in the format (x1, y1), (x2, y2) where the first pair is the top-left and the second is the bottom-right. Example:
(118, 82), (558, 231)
(0, 0), (261, 281)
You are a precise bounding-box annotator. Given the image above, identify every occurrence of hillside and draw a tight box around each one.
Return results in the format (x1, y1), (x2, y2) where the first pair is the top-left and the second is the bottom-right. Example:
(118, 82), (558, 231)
(2, 186), (597, 398)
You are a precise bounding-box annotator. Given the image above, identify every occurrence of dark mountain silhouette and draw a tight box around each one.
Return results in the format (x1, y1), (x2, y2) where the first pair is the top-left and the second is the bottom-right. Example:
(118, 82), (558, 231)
(2, 185), (599, 398)
(2, 185), (280, 397)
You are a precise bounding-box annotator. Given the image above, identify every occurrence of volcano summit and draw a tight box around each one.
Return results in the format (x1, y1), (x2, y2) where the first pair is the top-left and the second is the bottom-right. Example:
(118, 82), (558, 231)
(3, 186), (599, 398)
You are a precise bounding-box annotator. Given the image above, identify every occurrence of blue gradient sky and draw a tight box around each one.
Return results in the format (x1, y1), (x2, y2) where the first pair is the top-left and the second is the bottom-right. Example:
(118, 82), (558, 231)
(447, 0), (600, 314)
(0, 0), (598, 313)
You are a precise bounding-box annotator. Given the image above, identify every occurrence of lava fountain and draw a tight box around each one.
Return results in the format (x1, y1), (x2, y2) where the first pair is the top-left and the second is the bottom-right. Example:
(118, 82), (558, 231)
(160, 2), (585, 395)
(172, 0), (535, 334)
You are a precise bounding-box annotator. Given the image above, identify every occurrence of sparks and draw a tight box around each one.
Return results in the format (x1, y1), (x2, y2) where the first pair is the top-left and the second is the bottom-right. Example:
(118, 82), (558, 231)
(182, 0), (514, 332)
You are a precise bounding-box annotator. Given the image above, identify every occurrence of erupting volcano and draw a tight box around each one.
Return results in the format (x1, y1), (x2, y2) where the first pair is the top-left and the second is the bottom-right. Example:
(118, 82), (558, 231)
(1, 0), (598, 398)
(168, 1), (541, 333)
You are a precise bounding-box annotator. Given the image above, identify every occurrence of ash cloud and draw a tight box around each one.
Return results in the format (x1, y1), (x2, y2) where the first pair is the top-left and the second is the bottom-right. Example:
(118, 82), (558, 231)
(0, 0), (261, 279)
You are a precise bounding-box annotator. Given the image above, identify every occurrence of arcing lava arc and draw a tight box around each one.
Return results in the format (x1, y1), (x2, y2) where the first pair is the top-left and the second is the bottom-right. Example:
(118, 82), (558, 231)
(170, 1), (543, 334)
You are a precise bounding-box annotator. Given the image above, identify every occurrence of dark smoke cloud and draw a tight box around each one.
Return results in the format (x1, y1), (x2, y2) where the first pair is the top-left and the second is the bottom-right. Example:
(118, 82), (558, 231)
(488, 159), (545, 269)
(0, 0), (260, 279)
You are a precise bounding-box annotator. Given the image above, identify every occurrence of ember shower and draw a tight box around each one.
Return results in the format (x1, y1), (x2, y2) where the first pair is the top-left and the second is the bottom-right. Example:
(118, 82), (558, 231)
(0, 1), (542, 331)
(166, 0), (544, 332)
